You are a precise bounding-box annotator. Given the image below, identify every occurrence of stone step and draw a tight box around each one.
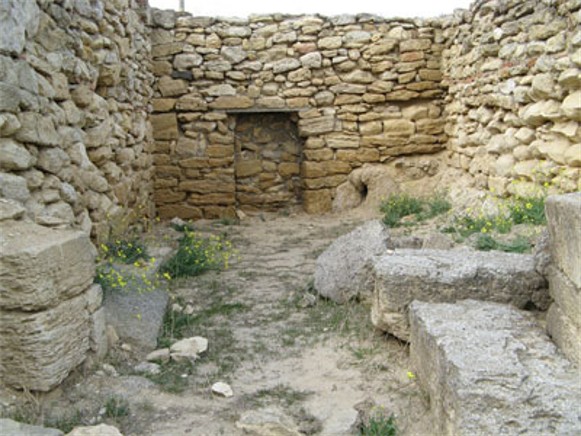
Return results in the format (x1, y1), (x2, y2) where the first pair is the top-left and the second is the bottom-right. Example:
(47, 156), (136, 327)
(409, 300), (581, 436)
(371, 248), (549, 341)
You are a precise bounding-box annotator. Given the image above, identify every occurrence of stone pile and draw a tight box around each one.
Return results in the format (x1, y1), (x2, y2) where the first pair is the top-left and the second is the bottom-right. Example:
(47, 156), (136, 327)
(442, 0), (580, 195)
(0, 0), (154, 241)
(545, 192), (581, 365)
(150, 10), (447, 218)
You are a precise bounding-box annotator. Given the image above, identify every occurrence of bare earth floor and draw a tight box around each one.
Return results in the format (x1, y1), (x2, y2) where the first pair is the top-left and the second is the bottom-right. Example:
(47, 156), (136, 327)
(2, 211), (434, 435)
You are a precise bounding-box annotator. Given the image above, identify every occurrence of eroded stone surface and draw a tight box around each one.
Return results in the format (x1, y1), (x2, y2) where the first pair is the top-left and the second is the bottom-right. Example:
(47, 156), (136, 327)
(372, 249), (548, 340)
(410, 300), (581, 436)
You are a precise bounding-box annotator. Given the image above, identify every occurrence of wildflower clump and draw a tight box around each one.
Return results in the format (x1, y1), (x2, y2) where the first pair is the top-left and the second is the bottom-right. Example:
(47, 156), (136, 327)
(95, 237), (167, 294)
(380, 192), (451, 227)
(160, 230), (235, 279)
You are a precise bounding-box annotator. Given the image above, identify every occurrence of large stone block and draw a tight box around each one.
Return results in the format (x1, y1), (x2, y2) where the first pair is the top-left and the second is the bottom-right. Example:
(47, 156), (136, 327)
(372, 249), (548, 340)
(547, 303), (581, 366)
(548, 266), (580, 329)
(0, 221), (96, 311)
(410, 300), (580, 436)
(545, 193), (581, 288)
(151, 113), (178, 140)
(298, 115), (336, 136)
(303, 189), (332, 214)
(0, 292), (90, 391)
(315, 221), (391, 303)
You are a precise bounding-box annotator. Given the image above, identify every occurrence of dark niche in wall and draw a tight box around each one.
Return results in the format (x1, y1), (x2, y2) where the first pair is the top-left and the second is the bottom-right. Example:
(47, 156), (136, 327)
(233, 112), (303, 213)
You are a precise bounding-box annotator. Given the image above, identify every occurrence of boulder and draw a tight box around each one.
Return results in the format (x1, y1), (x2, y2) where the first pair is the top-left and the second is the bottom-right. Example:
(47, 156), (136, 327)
(314, 220), (390, 303)
(169, 336), (208, 362)
(236, 407), (301, 436)
(0, 221), (96, 311)
(410, 300), (580, 436)
(66, 424), (123, 436)
(546, 303), (581, 366)
(372, 249), (548, 340)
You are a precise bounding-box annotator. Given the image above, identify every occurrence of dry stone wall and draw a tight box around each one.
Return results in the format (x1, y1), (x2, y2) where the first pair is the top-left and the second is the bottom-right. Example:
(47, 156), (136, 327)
(0, 0), (154, 240)
(441, 0), (581, 196)
(150, 11), (448, 218)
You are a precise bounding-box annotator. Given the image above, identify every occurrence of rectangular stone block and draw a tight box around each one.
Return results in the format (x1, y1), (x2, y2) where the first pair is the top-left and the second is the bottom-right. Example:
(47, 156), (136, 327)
(89, 307), (108, 359)
(545, 193), (581, 287)
(151, 113), (178, 140)
(298, 115), (337, 136)
(0, 221), (96, 311)
(547, 303), (581, 366)
(410, 300), (580, 436)
(548, 266), (580, 329)
(0, 292), (90, 391)
(303, 189), (332, 214)
(372, 249), (548, 341)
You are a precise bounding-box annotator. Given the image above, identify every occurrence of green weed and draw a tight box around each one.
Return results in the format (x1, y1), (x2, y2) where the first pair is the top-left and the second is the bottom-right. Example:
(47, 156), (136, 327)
(101, 239), (148, 264)
(104, 396), (130, 419)
(507, 196), (546, 225)
(380, 193), (451, 227)
(475, 234), (531, 253)
(45, 411), (83, 433)
(160, 231), (235, 279)
(360, 413), (398, 436)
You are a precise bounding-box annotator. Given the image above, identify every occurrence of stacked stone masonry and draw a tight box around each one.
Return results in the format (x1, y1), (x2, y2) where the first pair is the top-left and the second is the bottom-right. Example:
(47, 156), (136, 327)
(442, 0), (581, 196)
(150, 0), (580, 219)
(0, 0), (154, 241)
(150, 10), (448, 218)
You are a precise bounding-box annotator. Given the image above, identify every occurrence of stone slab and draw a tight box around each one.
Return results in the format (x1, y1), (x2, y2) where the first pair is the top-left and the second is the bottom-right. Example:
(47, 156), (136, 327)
(372, 249), (548, 341)
(0, 292), (90, 391)
(548, 265), (581, 329)
(545, 193), (581, 288)
(0, 419), (63, 436)
(547, 303), (581, 366)
(314, 220), (390, 303)
(0, 221), (96, 311)
(410, 300), (581, 436)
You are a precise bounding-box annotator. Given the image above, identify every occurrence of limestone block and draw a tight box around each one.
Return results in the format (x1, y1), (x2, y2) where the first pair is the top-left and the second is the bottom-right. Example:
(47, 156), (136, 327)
(399, 39), (431, 52)
(562, 91), (581, 121)
(303, 189), (332, 214)
(315, 220), (390, 303)
(236, 160), (262, 178)
(0, 138), (33, 170)
(545, 193), (581, 288)
(547, 303), (581, 366)
(325, 133), (359, 149)
(14, 112), (59, 146)
(209, 96), (253, 109)
(89, 307), (108, 359)
(564, 144), (581, 167)
(206, 84), (236, 96)
(318, 36), (342, 50)
(176, 96), (208, 111)
(151, 113), (178, 140)
(67, 424), (123, 436)
(0, 419), (63, 436)
(548, 266), (580, 329)
(0, 221), (95, 311)
(272, 58), (301, 74)
(410, 300), (580, 436)
(383, 119), (415, 136)
(298, 115), (336, 135)
(520, 100), (561, 126)
(0, 198), (25, 221)
(300, 52), (322, 68)
(157, 77), (188, 97)
(0, 292), (90, 391)
(0, 0), (40, 55)
(372, 249), (548, 341)
(365, 39), (397, 56)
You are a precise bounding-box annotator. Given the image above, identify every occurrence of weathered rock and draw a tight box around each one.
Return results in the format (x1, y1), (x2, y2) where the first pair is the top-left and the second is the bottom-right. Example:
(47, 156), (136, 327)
(545, 193), (581, 287)
(546, 303), (581, 366)
(103, 286), (169, 350)
(410, 300), (580, 436)
(134, 361), (161, 375)
(0, 221), (95, 310)
(236, 407), (301, 436)
(0, 138), (34, 170)
(211, 381), (233, 397)
(372, 249), (548, 340)
(0, 198), (26, 221)
(170, 336), (208, 362)
(0, 291), (90, 391)
(0, 419), (63, 436)
(146, 348), (170, 363)
(315, 220), (390, 303)
(0, 0), (40, 55)
(66, 424), (123, 436)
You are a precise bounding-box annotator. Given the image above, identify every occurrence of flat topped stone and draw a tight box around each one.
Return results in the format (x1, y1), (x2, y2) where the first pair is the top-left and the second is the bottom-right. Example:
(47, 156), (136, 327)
(371, 249), (548, 341)
(410, 300), (581, 436)
(0, 221), (96, 311)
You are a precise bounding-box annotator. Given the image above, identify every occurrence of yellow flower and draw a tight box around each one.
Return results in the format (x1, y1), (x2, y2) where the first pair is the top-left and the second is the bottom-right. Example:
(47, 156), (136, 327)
(526, 202), (532, 209)
(407, 371), (416, 380)
(163, 272), (172, 280)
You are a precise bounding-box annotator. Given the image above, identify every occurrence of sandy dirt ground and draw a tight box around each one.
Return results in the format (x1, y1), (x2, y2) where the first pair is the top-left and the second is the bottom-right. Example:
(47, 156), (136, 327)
(1, 209), (434, 435)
